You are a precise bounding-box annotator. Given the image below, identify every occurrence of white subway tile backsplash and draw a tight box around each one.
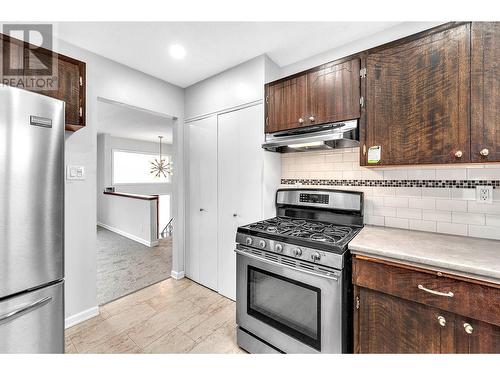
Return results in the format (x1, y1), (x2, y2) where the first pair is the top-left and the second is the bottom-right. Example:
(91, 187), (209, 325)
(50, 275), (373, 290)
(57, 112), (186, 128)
(409, 219), (437, 232)
(365, 215), (385, 226)
(435, 199), (467, 212)
(397, 207), (422, 219)
(324, 153), (344, 162)
(395, 187), (422, 197)
(437, 222), (468, 236)
(485, 215), (500, 227)
(370, 196), (385, 208)
(373, 206), (397, 217)
(362, 169), (384, 180)
(467, 168), (500, 180)
(342, 171), (362, 180)
(384, 169), (408, 180)
(421, 188), (452, 199)
(467, 201), (500, 214)
(422, 210), (452, 222)
(281, 148), (500, 240)
(409, 198), (436, 210)
(452, 212), (485, 225)
(437, 168), (467, 180)
(407, 169), (436, 180)
(385, 217), (409, 229)
(331, 163), (347, 171)
(451, 188), (476, 201)
(383, 196), (409, 208)
(468, 225), (500, 240)
(342, 152), (359, 162)
(372, 187), (396, 196)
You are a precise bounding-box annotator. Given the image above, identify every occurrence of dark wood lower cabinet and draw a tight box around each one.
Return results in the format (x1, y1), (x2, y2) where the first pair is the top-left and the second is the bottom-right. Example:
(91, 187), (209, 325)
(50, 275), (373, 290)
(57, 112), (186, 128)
(455, 316), (500, 354)
(353, 256), (500, 353)
(358, 288), (455, 353)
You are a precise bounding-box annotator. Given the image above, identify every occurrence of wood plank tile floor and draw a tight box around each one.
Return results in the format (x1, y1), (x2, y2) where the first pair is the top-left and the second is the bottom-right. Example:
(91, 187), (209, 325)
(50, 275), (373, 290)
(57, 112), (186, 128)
(65, 278), (246, 354)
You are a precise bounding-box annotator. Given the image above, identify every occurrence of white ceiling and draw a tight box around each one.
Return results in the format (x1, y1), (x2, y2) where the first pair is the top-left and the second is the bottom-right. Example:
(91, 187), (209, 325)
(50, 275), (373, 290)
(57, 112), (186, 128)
(55, 22), (401, 88)
(97, 99), (174, 143)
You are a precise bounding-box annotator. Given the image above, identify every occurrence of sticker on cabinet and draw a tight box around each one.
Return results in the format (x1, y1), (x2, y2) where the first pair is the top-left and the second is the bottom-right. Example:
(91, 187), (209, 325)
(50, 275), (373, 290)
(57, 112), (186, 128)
(367, 146), (381, 164)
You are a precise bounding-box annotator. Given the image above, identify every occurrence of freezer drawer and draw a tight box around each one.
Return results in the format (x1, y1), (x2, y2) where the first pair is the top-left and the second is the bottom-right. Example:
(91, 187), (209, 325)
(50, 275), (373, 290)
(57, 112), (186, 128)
(0, 281), (64, 353)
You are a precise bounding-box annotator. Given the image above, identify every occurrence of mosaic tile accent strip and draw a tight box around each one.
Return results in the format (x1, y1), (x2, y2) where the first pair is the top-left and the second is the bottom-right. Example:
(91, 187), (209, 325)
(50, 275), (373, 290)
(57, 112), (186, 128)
(281, 179), (500, 189)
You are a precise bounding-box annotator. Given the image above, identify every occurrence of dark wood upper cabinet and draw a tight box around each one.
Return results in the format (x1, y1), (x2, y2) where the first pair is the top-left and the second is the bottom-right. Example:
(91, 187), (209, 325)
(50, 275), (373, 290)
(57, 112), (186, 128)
(471, 22), (500, 162)
(265, 75), (307, 133)
(265, 58), (361, 133)
(364, 23), (471, 166)
(0, 33), (86, 132)
(306, 58), (360, 125)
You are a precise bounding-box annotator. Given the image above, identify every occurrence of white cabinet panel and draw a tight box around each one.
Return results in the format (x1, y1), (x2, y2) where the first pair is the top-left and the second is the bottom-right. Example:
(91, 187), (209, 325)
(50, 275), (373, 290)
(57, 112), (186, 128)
(217, 104), (264, 300)
(187, 116), (218, 290)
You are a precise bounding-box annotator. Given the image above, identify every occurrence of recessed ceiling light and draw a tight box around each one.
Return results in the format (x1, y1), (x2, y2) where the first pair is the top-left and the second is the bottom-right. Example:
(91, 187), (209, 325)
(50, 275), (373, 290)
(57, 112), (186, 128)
(169, 44), (186, 59)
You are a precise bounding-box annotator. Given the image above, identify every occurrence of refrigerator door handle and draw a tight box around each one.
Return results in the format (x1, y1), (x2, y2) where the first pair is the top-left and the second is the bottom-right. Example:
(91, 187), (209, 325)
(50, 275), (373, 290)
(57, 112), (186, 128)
(0, 296), (52, 326)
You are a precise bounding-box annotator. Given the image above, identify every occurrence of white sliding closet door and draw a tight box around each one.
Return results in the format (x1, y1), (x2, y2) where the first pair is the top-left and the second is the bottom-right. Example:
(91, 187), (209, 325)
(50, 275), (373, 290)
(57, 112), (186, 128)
(187, 116), (218, 290)
(217, 104), (264, 300)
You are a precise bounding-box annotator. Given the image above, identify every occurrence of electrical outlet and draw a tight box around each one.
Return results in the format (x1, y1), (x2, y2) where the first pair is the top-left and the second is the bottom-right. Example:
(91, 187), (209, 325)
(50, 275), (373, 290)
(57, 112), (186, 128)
(476, 186), (493, 204)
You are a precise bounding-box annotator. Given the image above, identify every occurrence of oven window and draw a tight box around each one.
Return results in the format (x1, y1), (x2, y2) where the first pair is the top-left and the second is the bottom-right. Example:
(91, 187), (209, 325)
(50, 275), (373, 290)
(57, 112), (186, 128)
(247, 266), (321, 351)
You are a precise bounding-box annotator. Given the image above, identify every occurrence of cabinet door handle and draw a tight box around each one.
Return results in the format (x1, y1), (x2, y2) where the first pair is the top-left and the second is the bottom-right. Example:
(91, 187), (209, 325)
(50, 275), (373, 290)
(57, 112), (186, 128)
(298, 118), (304, 124)
(463, 323), (473, 334)
(454, 150), (463, 158)
(233, 213), (237, 217)
(309, 116), (315, 122)
(199, 208), (205, 212)
(418, 284), (454, 298)
(480, 148), (489, 157)
(437, 315), (446, 327)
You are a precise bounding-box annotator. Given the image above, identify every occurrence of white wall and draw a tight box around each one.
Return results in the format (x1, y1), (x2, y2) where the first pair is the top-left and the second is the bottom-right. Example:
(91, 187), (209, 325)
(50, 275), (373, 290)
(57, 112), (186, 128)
(184, 54), (282, 219)
(268, 22), (444, 82)
(185, 55), (267, 119)
(98, 195), (158, 247)
(96, 134), (173, 196)
(54, 37), (184, 324)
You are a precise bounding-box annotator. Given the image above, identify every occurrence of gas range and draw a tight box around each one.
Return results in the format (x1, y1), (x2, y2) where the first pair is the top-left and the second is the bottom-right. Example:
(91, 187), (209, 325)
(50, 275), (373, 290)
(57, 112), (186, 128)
(236, 189), (364, 269)
(236, 217), (362, 269)
(235, 188), (364, 354)
(239, 216), (361, 251)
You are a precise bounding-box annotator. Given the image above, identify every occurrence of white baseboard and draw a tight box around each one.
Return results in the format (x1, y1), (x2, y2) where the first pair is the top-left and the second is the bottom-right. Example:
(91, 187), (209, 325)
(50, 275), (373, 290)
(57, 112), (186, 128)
(97, 222), (158, 247)
(65, 306), (99, 329)
(171, 270), (185, 280)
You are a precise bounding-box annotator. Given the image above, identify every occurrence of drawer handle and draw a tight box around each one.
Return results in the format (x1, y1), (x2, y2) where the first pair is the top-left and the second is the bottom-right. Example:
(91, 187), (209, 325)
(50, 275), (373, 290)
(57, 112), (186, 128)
(418, 284), (454, 298)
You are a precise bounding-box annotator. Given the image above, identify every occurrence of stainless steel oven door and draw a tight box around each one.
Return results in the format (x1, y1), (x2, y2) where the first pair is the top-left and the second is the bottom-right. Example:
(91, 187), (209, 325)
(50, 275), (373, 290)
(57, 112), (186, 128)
(236, 246), (343, 353)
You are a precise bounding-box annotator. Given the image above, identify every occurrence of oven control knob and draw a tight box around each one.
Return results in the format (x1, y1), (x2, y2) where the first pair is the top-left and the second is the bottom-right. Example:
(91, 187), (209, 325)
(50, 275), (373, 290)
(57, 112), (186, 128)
(311, 252), (321, 262)
(259, 240), (266, 249)
(275, 243), (283, 253)
(245, 237), (253, 246)
(293, 248), (302, 257)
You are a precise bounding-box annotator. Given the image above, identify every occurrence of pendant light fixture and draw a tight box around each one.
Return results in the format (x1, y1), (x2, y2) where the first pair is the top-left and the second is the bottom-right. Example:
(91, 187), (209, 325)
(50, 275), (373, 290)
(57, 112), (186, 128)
(150, 136), (173, 178)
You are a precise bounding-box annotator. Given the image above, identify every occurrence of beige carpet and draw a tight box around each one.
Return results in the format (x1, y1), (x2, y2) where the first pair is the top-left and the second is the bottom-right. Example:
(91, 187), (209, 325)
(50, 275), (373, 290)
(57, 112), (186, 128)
(97, 226), (172, 304)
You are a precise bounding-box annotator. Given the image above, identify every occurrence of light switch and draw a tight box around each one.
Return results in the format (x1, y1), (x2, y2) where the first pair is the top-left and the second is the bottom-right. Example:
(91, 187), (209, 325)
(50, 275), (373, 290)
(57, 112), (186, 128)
(67, 165), (85, 181)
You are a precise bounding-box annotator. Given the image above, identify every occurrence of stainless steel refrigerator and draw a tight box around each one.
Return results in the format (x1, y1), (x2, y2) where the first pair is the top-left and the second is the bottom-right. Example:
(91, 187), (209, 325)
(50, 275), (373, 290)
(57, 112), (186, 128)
(0, 86), (65, 353)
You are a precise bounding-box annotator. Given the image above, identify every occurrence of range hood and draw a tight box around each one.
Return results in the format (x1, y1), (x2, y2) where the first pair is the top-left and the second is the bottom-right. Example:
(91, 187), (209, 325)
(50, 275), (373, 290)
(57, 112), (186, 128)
(262, 119), (359, 153)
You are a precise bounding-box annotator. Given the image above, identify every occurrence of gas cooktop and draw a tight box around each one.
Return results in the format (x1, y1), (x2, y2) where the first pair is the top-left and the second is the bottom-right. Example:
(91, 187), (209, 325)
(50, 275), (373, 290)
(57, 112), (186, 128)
(238, 216), (362, 253)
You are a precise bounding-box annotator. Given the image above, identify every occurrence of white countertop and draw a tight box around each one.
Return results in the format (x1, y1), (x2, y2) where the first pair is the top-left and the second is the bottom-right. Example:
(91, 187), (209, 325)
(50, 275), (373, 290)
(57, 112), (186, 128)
(349, 226), (500, 285)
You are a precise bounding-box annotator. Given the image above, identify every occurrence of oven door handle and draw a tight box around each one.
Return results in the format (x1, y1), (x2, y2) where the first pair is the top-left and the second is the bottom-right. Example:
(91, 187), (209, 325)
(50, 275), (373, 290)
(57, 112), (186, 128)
(235, 248), (339, 281)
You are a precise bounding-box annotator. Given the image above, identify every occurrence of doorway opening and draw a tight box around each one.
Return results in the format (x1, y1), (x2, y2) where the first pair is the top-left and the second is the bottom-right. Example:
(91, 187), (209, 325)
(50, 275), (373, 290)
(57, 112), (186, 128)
(96, 97), (176, 305)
